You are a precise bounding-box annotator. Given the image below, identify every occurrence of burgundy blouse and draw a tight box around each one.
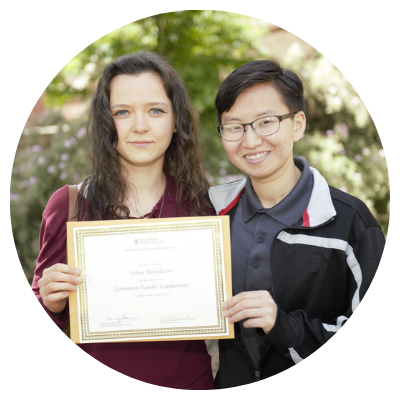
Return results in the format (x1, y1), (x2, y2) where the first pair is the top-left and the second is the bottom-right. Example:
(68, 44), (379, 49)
(31, 175), (215, 389)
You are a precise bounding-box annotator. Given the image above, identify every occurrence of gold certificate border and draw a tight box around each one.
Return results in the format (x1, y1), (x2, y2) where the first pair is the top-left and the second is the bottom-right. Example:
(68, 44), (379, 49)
(67, 216), (233, 343)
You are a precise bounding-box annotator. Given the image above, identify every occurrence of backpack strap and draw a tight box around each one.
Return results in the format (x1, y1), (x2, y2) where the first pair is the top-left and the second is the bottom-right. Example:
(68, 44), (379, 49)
(64, 184), (79, 338)
(67, 185), (79, 221)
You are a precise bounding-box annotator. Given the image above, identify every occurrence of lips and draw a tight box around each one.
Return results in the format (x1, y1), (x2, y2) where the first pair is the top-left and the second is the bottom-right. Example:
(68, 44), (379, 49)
(129, 141), (153, 148)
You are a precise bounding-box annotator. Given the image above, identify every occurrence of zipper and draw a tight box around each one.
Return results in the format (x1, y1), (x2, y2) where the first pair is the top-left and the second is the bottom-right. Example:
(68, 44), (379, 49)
(232, 332), (262, 382)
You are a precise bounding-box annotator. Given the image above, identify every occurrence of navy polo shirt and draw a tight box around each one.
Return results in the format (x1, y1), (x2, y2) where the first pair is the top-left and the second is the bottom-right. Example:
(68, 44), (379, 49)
(230, 157), (313, 368)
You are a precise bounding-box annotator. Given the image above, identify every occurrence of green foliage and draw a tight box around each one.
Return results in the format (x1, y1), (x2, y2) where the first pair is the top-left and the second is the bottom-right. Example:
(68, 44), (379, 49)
(286, 50), (389, 232)
(45, 11), (270, 177)
(11, 114), (89, 282)
(11, 11), (389, 283)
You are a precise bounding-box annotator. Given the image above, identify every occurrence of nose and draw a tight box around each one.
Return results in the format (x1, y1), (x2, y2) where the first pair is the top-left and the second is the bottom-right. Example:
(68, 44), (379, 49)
(242, 124), (262, 148)
(132, 114), (149, 134)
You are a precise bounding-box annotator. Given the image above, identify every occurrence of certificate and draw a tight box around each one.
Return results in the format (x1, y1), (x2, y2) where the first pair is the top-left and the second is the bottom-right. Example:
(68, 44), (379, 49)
(67, 216), (233, 344)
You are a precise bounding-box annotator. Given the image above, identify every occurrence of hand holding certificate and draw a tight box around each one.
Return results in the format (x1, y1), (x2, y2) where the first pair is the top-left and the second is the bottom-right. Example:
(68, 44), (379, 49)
(67, 216), (233, 343)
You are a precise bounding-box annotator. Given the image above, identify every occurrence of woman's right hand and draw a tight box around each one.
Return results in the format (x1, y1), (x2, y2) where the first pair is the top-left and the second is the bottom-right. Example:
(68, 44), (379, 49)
(38, 263), (82, 316)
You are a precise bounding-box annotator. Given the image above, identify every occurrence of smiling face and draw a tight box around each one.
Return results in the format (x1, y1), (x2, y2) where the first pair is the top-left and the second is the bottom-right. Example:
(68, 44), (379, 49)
(110, 72), (176, 171)
(221, 83), (305, 184)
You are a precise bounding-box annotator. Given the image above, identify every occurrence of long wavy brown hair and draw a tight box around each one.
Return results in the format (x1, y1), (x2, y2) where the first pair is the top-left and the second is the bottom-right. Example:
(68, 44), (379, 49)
(78, 52), (210, 220)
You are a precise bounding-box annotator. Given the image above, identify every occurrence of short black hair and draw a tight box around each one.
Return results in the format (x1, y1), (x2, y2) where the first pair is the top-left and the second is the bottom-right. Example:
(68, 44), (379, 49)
(215, 60), (305, 124)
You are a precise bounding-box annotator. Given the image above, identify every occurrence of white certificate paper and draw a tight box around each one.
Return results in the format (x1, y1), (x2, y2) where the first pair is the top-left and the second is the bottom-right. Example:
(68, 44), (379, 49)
(67, 216), (233, 343)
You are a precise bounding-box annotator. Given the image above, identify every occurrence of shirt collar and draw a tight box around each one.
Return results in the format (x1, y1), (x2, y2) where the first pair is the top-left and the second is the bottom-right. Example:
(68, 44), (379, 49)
(242, 157), (313, 225)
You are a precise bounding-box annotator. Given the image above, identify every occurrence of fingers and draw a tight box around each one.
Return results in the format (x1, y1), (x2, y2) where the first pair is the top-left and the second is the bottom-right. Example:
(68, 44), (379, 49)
(242, 315), (276, 331)
(39, 264), (81, 288)
(222, 290), (263, 310)
(222, 290), (277, 333)
(40, 281), (78, 298)
(46, 290), (70, 304)
(42, 263), (81, 278)
(226, 302), (276, 323)
(223, 291), (272, 316)
(224, 300), (274, 323)
(38, 263), (82, 314)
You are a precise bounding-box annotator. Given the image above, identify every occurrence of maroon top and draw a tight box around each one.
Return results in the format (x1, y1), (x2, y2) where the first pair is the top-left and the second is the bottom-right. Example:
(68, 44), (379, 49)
(31, 175), (215, 389)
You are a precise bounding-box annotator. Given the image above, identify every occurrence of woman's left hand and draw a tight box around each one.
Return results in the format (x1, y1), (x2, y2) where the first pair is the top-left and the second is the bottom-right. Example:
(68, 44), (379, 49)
(222, 290), (278, 334)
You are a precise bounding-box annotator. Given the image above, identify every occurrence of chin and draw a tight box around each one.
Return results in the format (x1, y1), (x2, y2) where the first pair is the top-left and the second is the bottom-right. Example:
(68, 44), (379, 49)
(246, 168), (278, 181)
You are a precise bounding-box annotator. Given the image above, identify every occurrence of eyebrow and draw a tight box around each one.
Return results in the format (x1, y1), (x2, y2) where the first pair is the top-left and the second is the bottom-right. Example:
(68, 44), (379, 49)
(223, 109), (277, 123)
(110, 101), (170, 110)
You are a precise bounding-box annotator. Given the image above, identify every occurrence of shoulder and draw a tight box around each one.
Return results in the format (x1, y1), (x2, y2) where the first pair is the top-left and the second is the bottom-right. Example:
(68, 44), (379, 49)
(43, 185), (69, 219)
(309, 166), (381, 231)
(329, 185), (377, 224)
(329, 186), (380, 229)
(43, 185), (69, 223)
(41, 185), (69, 237)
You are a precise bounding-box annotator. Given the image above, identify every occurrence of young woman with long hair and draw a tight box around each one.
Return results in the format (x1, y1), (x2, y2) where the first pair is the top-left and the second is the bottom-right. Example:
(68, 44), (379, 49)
(31, 52), (214, 389)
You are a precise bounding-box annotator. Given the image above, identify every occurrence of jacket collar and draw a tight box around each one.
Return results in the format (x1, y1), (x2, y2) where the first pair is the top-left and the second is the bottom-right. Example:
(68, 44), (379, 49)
(208, 163), (336, 228)
(304, 167), (336, 227)
(208, 178), (246, 216)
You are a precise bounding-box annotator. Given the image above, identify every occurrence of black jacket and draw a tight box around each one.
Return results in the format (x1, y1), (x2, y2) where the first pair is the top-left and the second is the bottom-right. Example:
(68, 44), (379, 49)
(208, 166), (385, 388)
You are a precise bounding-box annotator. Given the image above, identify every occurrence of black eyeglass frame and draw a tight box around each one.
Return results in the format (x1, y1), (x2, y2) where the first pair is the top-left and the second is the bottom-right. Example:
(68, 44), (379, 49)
(217, 112), (297, 142)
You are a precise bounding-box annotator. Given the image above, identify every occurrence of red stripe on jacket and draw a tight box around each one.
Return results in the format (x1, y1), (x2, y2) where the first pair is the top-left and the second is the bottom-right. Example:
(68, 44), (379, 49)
(218, 190), (245, 216)
(302, 206), (310, 227)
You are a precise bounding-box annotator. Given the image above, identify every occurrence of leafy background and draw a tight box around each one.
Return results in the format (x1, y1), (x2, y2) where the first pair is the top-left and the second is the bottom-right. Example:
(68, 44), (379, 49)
(11, 10), (388, 289)
(9, 10), (389, 378)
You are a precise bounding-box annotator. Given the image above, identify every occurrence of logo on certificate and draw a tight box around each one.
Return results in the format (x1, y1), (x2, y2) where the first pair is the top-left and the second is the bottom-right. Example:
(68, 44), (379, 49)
(134, 237), (164, 245)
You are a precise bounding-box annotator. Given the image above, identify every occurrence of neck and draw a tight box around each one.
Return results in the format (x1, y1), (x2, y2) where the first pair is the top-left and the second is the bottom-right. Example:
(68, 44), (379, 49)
(250, 163), (301, 209)
(121, 161), (167, 217)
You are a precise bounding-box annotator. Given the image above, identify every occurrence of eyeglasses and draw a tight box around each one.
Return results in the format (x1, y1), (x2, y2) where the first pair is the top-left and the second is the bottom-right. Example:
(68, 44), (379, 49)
(217, 112), (296, 142)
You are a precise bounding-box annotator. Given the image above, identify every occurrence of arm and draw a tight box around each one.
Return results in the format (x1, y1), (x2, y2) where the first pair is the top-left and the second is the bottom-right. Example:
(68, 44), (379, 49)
(31, 186), (81, 330)
(223, 225), (385, 362)
(280, 225), (385, 361)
